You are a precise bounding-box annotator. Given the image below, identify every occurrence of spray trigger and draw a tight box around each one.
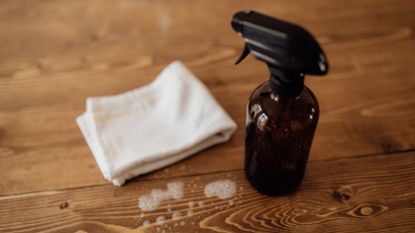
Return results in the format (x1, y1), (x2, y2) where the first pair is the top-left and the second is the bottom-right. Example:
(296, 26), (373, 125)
(235, 44), (250, 65)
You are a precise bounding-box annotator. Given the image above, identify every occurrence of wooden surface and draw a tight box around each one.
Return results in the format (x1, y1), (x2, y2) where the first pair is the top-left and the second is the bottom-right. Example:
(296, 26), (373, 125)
(1, 0), (414, 232)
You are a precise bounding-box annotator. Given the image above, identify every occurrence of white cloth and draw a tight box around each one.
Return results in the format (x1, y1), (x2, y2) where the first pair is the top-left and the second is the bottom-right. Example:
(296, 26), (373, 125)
(76, 61), (237, 186)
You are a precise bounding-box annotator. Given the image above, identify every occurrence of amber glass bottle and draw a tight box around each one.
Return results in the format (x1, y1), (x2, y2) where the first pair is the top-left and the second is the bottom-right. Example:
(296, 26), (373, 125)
(245, 80), (319, 195)
(231, 10), (329, 195)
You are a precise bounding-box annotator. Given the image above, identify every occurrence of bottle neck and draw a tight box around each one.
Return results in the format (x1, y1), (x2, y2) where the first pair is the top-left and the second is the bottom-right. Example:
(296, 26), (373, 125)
(269, 70), (305, 97)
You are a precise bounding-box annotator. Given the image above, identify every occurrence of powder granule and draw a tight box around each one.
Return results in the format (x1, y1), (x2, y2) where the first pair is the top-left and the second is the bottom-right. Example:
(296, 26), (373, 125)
(139, 181), (184, 211)
(204, 179), (236, 199)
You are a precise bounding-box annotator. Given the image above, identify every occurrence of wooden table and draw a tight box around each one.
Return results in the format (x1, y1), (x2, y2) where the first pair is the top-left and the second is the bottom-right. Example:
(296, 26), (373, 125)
(1, 0), (414, 232)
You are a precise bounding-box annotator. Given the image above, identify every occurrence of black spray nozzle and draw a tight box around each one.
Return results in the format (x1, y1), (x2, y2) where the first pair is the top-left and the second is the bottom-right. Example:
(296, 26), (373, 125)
(231, 10), (329, 81)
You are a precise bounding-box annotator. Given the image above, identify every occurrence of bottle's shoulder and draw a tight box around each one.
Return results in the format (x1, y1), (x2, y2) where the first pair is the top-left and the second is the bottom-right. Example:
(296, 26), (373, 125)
(247, 81), (319, 131)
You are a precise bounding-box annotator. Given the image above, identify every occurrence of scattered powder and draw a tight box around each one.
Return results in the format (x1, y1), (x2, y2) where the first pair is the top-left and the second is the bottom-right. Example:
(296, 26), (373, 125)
(204, 179), (236, 199)
(143, 220), (150, 226)
(198, 201), (204, 207)
(138, 194), (160, 212)
(188, 201), (195, 208)
(197, 201), (205, 207)
(151, 189), (171, 201)
(228, 199), (235, 206)
(167, 181), (185, 199)
(187, 209), (193, 216)
(138, 181), (184, 211)
(172, 211), (182, 219)
(156, 215), (166, 224)
(180, 220), (186, 226)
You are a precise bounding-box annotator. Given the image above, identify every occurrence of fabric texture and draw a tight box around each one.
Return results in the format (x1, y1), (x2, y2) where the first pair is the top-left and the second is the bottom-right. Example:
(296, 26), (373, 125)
(76, 61), (237, 186)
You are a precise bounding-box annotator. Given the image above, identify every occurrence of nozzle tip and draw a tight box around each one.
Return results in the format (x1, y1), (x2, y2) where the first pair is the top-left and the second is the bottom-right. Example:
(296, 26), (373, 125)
(231, 10), (252, 33)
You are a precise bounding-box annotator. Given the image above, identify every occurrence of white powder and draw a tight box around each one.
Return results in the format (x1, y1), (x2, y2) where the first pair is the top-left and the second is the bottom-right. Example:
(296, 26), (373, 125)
(188, 201), (195, 208)
(139, 194), (160, 212)
(143, 219), (150, 226)
(172, 211), (182, 220)
(204, 179), (236, 199)
(156, 215), (166, 224)
(180, 220), (186, 226)
(198, 200), (204, 207)
(151, 189), (172, 201)
(198, 201), (204, 207)
(167, 181), (185, 199)
(138, 181), (184, 211)
(228, 199), (234, 206)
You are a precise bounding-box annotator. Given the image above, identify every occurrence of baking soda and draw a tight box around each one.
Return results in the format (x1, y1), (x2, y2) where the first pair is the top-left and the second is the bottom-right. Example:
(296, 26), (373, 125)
(228, 199), (235, 206)
(156, 215), (166, 224)
(138, 181), (184, 211)
(204, 179), (236, 199)
(188, 201), (195, 208)
(198, 200), (204, 207)
(167, 181), (185, 199)
(172, 211), (182, 219)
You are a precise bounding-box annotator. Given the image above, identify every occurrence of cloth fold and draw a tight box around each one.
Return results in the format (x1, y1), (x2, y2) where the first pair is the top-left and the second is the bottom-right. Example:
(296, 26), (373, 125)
(76, 61), (237, 186)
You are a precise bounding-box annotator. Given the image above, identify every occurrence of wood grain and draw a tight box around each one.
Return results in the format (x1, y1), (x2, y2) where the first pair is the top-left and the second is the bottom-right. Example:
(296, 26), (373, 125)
(1, 151), (414, 232)
(1, 0), (415, 195)
(1, 0), (415, 232)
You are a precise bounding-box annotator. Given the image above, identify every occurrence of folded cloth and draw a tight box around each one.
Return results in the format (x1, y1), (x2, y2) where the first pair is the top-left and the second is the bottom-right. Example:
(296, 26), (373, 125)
(76, 61), (237, 186)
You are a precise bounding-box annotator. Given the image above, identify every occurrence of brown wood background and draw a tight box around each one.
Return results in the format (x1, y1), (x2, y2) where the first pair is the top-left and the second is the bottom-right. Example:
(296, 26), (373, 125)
(1, 0), (414, 232)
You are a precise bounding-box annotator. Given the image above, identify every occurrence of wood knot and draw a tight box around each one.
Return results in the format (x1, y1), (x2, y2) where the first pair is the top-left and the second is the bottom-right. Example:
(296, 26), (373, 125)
(360, 206), (373, 216)
(60, 201), (69, 209)
(347, 203), (388, 218)
(332, 188), (352, 202)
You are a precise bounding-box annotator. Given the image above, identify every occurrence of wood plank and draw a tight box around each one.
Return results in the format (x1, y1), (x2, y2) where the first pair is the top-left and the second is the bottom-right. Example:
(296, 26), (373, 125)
(1, 151), (414, 232)
(1, 0), (415, 195)
(1, 69), (415, 195)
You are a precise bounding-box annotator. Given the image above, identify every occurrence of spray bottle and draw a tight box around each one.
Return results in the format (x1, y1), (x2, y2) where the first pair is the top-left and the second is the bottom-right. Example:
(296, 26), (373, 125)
(231, 11), (329, 195)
